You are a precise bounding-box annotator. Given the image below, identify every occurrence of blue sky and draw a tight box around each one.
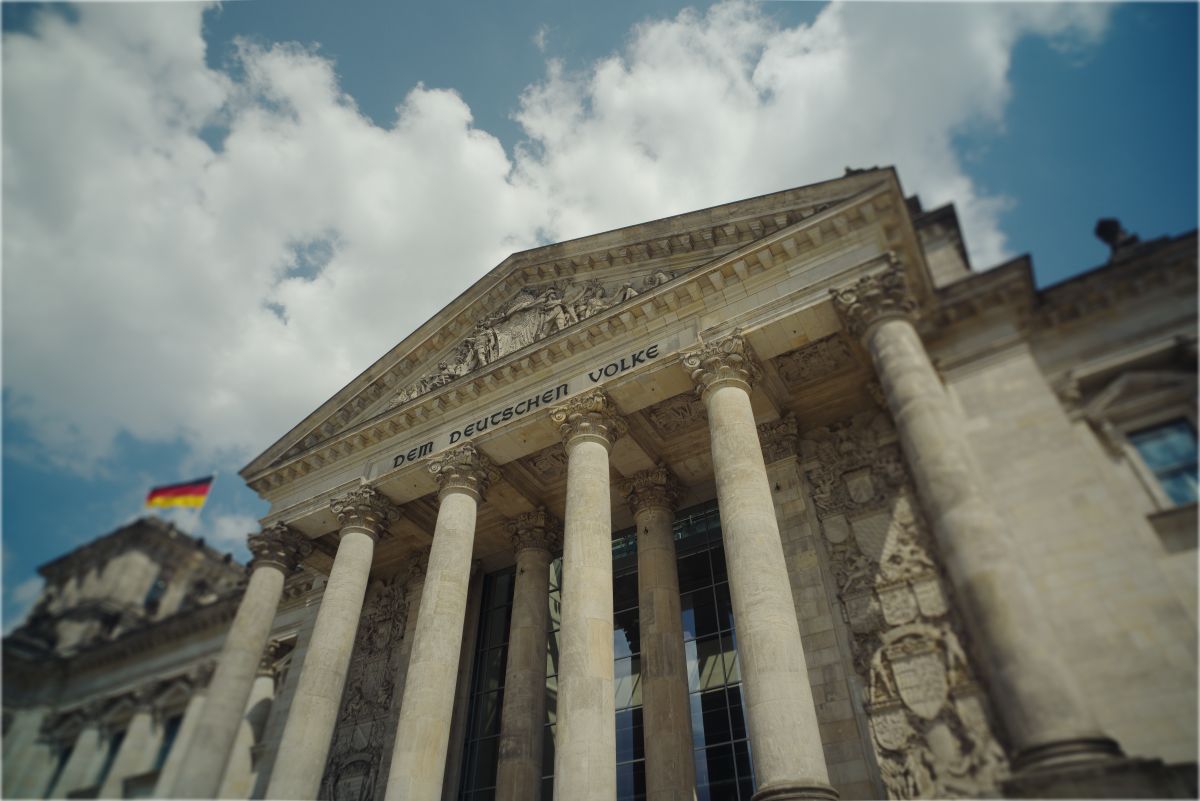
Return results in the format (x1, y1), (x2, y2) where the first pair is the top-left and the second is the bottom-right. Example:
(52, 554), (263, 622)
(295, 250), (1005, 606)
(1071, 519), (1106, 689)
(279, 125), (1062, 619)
(2, 1), (1196, 628)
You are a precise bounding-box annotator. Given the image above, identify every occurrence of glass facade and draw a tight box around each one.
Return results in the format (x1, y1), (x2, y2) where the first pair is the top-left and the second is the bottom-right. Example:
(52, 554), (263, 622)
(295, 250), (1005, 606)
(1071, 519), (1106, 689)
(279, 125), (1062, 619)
(458, 501), (754, 801)
(1130, 419), (1199, 505)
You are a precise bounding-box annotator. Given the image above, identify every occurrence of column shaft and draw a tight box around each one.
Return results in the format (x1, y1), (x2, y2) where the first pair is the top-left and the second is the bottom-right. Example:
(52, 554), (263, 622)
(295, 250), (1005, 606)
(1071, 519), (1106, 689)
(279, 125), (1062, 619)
(217, 672), (276, 798)
(266, 528), (377, 799)
(172, 564), (287, 798)
(865, 315), (1112, 764)
(554, 437), (617, 801)
(99, 706), (156, 798)
(495, 516), (556, 801)
(50, 723), (103, 797)
(155, 691), (207, 797)
(634, 502), (696, 801)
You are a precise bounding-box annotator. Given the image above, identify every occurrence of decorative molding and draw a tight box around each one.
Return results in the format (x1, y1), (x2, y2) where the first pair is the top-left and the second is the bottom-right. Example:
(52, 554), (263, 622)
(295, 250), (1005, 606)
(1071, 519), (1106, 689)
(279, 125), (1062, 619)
(645, 394), (707, 437)
(428, 444), (501, 502)
(330, 487), (401, 540)
(830, 256), (918, 340)
(507, 507), (562, 554)
(248, 523), (313, 573)
(758, 414), (799, 463)
(621, 463), (682, 515)
(775, 336), (856, 387)
(551, 390), (628, 449)
(400, 547), (430, 592)
(683, 332), (762, 397)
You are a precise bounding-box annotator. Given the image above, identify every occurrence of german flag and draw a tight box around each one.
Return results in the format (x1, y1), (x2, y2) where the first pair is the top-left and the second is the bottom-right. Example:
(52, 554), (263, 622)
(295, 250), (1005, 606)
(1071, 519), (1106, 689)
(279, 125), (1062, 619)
(145, 476), (214, 509)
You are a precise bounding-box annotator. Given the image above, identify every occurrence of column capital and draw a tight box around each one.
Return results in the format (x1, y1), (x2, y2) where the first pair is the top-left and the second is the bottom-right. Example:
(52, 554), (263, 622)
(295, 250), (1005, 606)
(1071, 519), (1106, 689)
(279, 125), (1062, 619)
(258, 640), (289, 677)
(758, 413), (799, 463)
(507, 506), (562, 555)
(683, 332), (763, 398)
(248, 523), (313, 572)
(622, 463), (682, 515)
(829, 256), (918, 341)
(428, 444), (500, 502)
(330, 486), (400, 540)
(551, 390), (628, 451)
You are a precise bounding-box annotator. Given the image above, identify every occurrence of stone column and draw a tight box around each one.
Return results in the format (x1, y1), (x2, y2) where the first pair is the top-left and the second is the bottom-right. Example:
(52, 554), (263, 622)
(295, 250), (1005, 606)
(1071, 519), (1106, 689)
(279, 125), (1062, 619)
(2, 706), (51, 796)
(266, 487), (399, 800)
(495, 507), (561, 801)
(384, 445), (499, 801)
(684, 334), (837, 801)
(217, 647), (280, 798)
(49, 710), (105, 798)
(172, 524), (312, 799)
(99, 690), (157, 798)
(831, 262), (1121, 771)
(154, 662), (214, 797)
(550, 390), (627, 801)
(622, 465), (697, 801)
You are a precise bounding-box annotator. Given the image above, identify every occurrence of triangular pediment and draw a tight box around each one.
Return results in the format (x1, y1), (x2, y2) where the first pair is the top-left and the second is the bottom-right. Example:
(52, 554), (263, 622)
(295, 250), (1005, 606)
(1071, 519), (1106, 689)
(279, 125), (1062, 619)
(241, 170), (898, 479)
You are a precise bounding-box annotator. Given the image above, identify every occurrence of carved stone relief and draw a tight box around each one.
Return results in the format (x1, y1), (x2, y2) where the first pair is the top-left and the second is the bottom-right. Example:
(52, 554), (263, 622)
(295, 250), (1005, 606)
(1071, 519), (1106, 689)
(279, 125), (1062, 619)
(388, 272), (675, 407)
(645, 394), (707, 437)
(803, 412), (1008, 798)
(525, 443), (569, 482)
(320, 573), (412, 801)
(776, 335), (856, 387)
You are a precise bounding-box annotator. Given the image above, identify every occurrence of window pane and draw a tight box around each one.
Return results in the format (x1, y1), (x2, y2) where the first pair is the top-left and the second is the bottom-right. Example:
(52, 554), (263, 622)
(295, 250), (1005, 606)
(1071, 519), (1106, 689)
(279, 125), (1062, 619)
(734, 739), (755, 799)
(714, 582), (734, 632)
(614, 607), (640, 659)
(677, 552), (712, 593)
(481, 606), (512, 649)
(681, 589), (719, 642)
(614, 656), (642, 710)
(698, 744), (738, 799)
(614, 570), (639, 613)
(615, 708), (645, 763)
(687, 635), (734, 692)
(696, 688), (732, 747)
(1131, 420), (1199, 504)
(727, 685), (747, 742)
(473, 738), (499, 790)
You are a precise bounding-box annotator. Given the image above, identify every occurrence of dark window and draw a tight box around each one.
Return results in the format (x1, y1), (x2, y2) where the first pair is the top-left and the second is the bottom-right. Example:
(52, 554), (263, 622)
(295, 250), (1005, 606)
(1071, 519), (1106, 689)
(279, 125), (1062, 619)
(153, 715), (183, 771)
(1130, 419), (1199, 505)
(95, 729), (125, 789)
(458, 569), (516, 797)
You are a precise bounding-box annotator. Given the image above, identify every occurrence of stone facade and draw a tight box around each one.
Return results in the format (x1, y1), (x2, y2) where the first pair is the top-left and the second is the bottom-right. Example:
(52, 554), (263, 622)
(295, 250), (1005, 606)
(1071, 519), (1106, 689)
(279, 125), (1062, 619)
(5, 169), (1196, 800)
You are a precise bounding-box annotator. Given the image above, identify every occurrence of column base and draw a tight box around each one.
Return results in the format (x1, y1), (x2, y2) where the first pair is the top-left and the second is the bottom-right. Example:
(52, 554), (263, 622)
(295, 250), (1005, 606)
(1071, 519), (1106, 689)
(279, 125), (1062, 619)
(1010, 736), (1124, 773)
(1002, 756), (1197, 799)
(752, 781), (840, 801)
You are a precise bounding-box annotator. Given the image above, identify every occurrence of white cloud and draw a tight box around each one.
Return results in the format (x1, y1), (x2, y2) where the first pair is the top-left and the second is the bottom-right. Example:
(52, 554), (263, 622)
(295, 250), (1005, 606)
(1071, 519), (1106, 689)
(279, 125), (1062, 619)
(2, 1), (1111, 476)
(203, 513), (261, 552)
(4, 576), (46, 634)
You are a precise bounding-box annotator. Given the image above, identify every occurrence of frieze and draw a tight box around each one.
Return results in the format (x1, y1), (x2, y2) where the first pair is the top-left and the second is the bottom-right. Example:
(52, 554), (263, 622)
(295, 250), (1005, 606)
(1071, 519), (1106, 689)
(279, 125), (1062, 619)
(775, 335), (856, 387)
(645, 394), (707, 437)
(758, 414), (799, 463)
(525, 444), (569, 482)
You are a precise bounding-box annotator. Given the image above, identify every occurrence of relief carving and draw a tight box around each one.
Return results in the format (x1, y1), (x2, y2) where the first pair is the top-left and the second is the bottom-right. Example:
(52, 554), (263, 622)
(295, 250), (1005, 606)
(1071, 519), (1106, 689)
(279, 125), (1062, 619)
(776, 335), (856, 386)
(804, 414), (1008, 798)
(646, 394), (707, 436)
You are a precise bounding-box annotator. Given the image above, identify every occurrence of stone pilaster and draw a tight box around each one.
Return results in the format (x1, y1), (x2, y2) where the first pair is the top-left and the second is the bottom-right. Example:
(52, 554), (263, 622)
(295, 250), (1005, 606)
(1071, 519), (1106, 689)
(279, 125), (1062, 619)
(550, 390), (626, 801)
(623, 465), (697, 801)
(831, 261), (1122, 772)
(173, 523), (311, 799)
(684, 334), (837, 801)
(495, 508), (561, 801)
(267, 488), (398, 800)
(384, 446), (499, 801)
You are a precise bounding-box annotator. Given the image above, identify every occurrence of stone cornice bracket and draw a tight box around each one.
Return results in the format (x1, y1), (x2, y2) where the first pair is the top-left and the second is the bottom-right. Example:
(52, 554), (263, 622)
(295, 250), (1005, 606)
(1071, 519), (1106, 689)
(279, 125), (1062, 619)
(622, 463), (682, 516)
(248, 523), (314, 573)
(551, 390), (628, 451)
(507, 506), (563, 555)
(330, 486), (401, 541)
(758, 414), (799, 463)
(429, 444), (501, 503)
(683, 331), (763, 399)
(829, 255), (919, 342)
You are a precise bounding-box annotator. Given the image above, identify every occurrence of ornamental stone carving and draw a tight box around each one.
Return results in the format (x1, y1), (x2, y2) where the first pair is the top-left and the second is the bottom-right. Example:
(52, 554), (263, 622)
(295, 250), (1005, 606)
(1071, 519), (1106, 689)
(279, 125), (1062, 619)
(621, 463), (682, 515)
(645, 394), (707, 436)
(758, 414), (799, 463)
(428, 444), (501, 501)
(400, 547), (430, 592)
(187, 659), (217, 690)
(507, 507), (562, 554)
(803, 411), (905, 517)
(330, 487), (401, 540)
(526, 443), (569, 480)
(682, 332), (762, 397)
(829, 256), (919, 340)
(551, 390), (628, 449)
(248, 523), (313, 572)
(776, 336), (855, 387)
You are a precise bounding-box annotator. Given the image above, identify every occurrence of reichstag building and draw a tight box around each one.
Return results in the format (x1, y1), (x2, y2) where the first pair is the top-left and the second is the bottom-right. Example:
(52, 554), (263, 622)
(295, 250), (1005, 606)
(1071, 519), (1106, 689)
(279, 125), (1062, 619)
(5, 168), (1197, 801)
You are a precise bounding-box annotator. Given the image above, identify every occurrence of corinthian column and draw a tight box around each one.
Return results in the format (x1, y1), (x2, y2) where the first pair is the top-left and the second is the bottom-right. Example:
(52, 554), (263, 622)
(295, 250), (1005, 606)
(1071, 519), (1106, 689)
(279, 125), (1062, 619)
(385, 445), (499, 801)
(550, 391), (627, 801)
(173, 524), (311, 798)
(831, 261), (1121, 771)
(495, 508), (561, 801)
(684, 335), (837, 801)
(266, 487), (399, 800)
(623, 465), (696, 801)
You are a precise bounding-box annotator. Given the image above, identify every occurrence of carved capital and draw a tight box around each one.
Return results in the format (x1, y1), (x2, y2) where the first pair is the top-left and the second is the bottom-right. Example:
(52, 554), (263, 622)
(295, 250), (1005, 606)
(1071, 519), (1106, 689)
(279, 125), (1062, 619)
(622, 463), (682, 515)
(551, 390), (628, 450)
(428, 444), (500, 502)
(507, 506), (562, 554)
(330, 486), (400, 540)
(829, 256), (918, 340)
(248, 523), (313, 572)
(758, 414), (799, 462)
(683, 332), (762, 398)
(258, 640), (289, 677)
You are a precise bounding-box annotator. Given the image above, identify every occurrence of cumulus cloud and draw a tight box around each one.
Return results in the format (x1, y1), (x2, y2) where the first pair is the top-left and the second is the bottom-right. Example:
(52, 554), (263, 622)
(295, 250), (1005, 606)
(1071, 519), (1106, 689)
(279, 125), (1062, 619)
(3, 1), (1111, 476)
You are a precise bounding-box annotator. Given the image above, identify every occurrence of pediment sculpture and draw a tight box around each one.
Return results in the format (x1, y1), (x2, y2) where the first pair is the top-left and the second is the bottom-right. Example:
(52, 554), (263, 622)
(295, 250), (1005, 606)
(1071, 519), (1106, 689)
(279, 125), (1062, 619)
(388, 270), (675, 407)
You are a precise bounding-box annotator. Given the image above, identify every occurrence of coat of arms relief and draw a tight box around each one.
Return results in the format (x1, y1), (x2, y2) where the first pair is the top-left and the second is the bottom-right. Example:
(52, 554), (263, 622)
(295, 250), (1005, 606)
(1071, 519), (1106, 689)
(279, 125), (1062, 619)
(387, 271), (676, 406)
(802, 411), (1009, 799)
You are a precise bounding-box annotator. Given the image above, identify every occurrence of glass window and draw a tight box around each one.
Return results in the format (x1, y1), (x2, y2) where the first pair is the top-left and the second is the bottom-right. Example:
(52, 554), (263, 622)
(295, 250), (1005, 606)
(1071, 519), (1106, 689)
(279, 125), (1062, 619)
(153, 715), (182, 771)
(1130, 419), (1199, 505)
(458, 569), (516, 797)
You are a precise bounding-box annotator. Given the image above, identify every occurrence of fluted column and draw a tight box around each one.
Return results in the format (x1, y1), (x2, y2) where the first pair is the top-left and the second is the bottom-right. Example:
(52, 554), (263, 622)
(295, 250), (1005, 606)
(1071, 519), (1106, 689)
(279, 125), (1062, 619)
(173, 524), (311, 798)
(684, 335), (837, 801)
(385, 445), (499, 801)
(831, 261), (1121, 771)
(495, 508), (561, 801)
(99, 690), (157, 798)
(623, 465), (696, 801)
(154, 662), (214, 797)
(550, 390), (627, 801)
(267, 487), (399, 800)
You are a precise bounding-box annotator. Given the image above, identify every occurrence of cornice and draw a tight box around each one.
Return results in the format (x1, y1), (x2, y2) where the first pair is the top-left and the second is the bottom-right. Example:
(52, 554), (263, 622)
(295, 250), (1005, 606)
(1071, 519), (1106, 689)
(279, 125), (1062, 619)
(244, 180), (908, 498)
